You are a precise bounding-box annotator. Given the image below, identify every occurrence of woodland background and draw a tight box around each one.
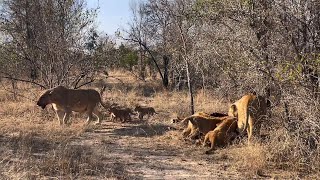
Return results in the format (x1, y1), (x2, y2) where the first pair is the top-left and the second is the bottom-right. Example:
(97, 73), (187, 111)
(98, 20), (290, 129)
(0, 0), (319, 177)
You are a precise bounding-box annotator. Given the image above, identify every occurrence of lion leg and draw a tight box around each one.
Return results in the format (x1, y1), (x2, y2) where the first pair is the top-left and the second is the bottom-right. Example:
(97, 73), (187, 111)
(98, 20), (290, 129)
(55, 110), (65, 126)
(205, 136), (216, 154)
(62, 112), (71, 126)
(110, 113), (115, 122)
(188, 128), (200, 140)
(203, 133), (209, 147)
(93, 108), (102, 124)
(121, 116), (126, 123)
(127, 114), (132, 121)
(138, 113), (143, 120)
(86, 113), (94, 125)
(182, 128), (191, 137)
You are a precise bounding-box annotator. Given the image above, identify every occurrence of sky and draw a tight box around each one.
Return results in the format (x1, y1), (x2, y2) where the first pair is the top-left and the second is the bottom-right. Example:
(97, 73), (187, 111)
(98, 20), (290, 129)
(87, 0), (134, 36)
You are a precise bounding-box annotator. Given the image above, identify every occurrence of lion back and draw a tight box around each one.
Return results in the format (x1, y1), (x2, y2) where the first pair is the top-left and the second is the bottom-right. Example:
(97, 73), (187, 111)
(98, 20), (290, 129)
(63, 88), (101, 109)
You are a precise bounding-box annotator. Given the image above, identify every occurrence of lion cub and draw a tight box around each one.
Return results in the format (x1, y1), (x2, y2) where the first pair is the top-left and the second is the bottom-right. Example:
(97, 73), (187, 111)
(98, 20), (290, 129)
(134, 105), (157, 120)
(203, 116), (238, 154)
(108, 106), (134, 123)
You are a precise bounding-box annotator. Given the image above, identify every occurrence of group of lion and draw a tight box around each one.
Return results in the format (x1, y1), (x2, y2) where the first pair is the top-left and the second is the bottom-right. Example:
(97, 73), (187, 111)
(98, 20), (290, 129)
(36, 86), (268, 154)
(36, 86), (157, 125)
(178, 94), (268, 153)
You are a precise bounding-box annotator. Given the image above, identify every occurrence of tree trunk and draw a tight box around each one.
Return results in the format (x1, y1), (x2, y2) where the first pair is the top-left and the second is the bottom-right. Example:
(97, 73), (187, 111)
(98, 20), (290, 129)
(139, 45), (145, 80)
(162, 55), (169, 88)
(185, 60), (194, 114)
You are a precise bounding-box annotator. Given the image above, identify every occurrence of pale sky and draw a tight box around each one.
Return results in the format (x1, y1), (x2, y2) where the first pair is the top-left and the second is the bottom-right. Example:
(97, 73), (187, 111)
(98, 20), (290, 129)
(87, 0), (134, 35)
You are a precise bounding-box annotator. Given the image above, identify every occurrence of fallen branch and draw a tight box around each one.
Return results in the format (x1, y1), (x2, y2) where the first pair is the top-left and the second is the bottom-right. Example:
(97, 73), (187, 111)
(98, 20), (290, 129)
(74, 79), (95, 89)
(0, 75), (46, 89)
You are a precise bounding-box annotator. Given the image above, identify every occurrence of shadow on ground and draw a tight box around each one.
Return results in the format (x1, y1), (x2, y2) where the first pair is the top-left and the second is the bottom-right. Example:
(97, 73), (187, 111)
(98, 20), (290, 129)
(111, 123), (174, 137)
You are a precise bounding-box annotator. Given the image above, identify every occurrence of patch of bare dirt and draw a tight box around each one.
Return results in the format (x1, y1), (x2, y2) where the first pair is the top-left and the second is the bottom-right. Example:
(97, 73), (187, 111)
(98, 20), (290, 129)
(67, 119), (249, 179)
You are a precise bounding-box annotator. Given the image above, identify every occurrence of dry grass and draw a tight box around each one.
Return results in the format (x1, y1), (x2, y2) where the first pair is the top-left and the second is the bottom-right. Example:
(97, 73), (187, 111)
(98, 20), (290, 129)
(0, 84), (104, 178)
(228, 142), (267, 177)
(0, 70), (319, 178)
(265, 128), (320, 174)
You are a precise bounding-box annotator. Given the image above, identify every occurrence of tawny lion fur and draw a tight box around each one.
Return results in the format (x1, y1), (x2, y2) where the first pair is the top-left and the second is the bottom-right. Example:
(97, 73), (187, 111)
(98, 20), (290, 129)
(37, 86), (108, 125)
(134, 105), (157, 120)
(181, 112), (227, 139)
(228, 94), (268, 144)
(203, 117), (238, 154)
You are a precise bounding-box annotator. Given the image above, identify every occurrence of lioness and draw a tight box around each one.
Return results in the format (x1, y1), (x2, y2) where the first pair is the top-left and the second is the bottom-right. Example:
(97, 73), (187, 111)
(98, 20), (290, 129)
(134, 105), (157, 120)
(181, 112), (226, 140)
(37, 85), (107, 125)
(108, 106), (134, 122)
(228, 94), (268, 144)
(203, 116), (238, 154)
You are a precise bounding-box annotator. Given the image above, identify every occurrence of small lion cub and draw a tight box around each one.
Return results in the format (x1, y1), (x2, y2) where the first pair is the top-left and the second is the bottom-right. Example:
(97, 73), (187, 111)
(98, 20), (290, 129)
(134, 105), (157, 120)
(108, 106), (134, 123)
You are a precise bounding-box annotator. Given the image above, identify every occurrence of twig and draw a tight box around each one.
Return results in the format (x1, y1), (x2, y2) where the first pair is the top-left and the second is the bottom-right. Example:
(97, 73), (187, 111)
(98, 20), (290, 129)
(0, 75), (46, 89)
(74, 79), (95, 89)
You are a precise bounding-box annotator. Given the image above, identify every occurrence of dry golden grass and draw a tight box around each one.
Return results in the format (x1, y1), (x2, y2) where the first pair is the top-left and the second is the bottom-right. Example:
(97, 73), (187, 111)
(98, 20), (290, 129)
(0, 84), (106, 178)
(0, 70), (318, 179)
(228, 142), (267, 177)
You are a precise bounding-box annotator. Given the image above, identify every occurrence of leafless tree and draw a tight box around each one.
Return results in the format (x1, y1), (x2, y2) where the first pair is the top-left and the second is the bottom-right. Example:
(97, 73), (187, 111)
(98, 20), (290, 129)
(0, 0), (98, 89)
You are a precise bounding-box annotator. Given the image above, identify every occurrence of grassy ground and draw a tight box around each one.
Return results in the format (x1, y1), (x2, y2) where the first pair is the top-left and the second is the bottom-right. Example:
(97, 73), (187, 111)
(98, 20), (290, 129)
(0, 70), (318, 179)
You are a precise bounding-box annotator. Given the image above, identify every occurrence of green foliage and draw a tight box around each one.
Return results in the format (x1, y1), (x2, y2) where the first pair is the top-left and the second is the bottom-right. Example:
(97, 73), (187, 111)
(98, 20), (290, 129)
(121, 51), (138, 69)
(240, 0), (253, 7)
(193, 0), (221, 16)
(118, 44), (138, 69)
(276, 54), (320, 82)
(276, 62), (301, 82)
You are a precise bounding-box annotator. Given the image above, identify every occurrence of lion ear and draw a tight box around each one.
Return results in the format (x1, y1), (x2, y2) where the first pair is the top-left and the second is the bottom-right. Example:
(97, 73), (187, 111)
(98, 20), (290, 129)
(228, 104), (238, 117)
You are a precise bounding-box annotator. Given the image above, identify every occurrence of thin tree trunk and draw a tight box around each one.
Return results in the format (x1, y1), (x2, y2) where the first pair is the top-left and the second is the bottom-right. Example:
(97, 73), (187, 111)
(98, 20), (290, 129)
(139, 45), (145, 80)
(163, 55), (169, 88)
(185, 60), (194, 114)
(10, 77), (17, 101)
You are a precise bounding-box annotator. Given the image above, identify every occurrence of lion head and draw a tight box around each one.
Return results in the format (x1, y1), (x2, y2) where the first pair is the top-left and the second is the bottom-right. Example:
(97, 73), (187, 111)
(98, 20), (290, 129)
(37, 90), (53, 109)
(36, 86), (66, 109)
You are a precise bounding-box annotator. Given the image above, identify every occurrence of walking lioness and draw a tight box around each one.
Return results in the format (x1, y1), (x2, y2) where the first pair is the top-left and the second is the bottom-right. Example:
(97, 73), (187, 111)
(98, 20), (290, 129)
(37, 86), (108, 125)
(228, 94), (268, 144)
